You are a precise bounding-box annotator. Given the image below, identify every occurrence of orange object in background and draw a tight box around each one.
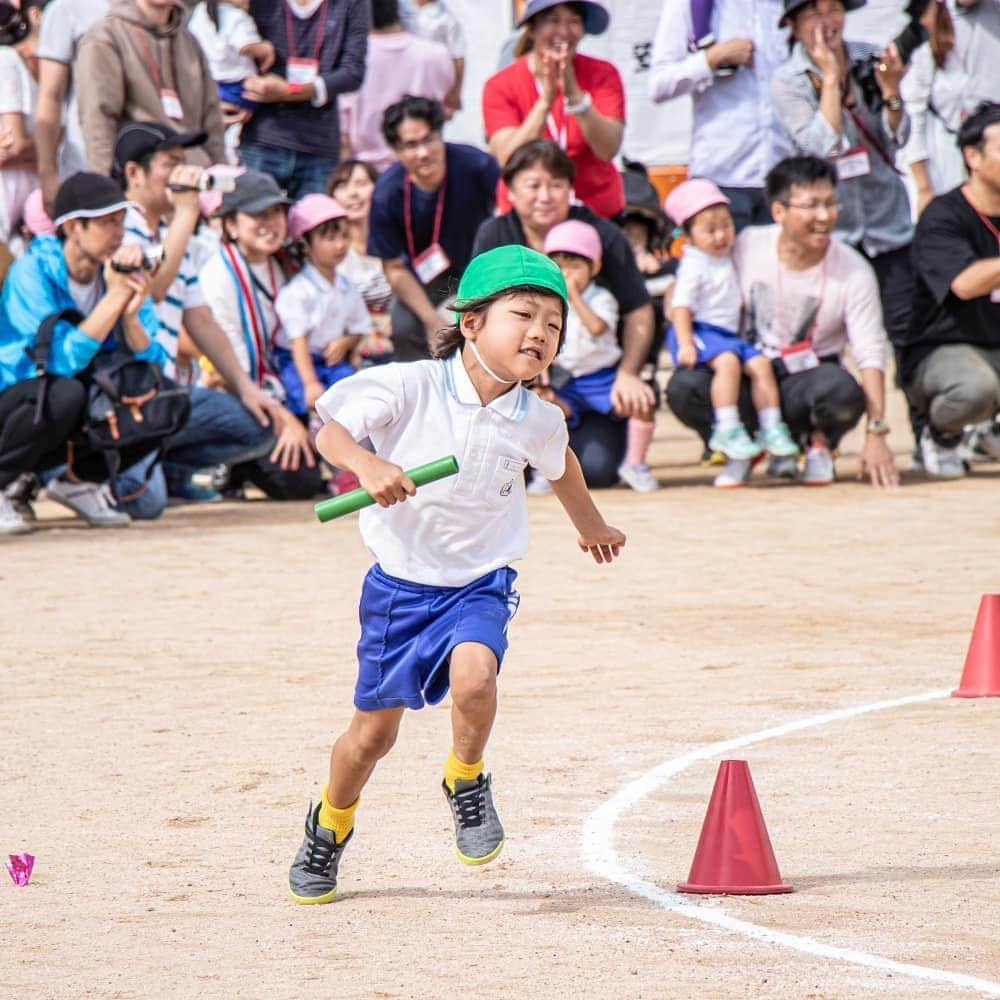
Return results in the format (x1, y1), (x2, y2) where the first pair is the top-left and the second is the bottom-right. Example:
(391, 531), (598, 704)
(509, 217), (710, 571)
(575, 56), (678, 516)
(647, 165), (689, 259)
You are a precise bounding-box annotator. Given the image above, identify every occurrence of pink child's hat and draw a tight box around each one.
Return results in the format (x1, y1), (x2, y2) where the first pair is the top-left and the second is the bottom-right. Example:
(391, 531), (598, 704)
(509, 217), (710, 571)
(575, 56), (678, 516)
(22, 189), (55, 236)
(664, 178), (730, 227)
(288, 193), (347, 241)
(542, 219), (602, 263)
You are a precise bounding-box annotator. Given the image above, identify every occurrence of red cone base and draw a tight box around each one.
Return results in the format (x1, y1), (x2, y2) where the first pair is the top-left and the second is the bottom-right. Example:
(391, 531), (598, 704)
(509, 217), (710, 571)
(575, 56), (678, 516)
(677, 759), (792, 895)
(953, 594), (1000, 697)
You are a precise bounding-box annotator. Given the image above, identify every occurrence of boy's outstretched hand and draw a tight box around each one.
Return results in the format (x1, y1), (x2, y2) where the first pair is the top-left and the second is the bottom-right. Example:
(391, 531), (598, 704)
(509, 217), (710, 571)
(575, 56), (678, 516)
(577, 524), (626, 564)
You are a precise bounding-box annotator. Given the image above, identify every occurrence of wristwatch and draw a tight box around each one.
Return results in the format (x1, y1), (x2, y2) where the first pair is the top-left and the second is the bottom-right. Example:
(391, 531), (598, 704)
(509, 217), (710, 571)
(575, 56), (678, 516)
(565, 91), (592, 116)
(866, 418), (891, 436)
(883, 95), (903, 112)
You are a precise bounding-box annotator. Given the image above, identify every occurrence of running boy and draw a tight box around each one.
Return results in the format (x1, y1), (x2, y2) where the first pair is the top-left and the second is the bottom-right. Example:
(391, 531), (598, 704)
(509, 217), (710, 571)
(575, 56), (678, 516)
(665, 178), (798, 469)
(288, 245), (626, 904)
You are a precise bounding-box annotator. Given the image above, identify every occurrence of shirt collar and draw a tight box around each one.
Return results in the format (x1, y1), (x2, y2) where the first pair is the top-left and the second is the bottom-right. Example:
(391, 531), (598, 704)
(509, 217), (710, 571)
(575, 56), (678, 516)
(303, 262), (335, 291)
(443, 349), (528, 422)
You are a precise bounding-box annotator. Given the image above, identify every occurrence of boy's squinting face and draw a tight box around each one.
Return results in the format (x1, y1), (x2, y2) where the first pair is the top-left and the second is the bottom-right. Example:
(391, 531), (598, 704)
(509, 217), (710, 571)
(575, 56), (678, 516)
(687, 203), (735, 257)
(464, 291), (564, 382)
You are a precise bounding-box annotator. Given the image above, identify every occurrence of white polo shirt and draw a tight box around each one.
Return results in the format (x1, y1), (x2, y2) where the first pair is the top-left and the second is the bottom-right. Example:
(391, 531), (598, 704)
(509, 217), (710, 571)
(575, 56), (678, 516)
(316, 350), (569, 587)
(273, 263), (371, 354)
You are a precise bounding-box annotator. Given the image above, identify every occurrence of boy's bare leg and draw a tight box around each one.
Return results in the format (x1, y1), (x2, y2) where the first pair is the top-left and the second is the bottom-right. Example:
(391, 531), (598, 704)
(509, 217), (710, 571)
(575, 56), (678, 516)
(744, 354), (781, 411)
(707, 351), (742, 408)
(448, 642), (498, 764)
(327, 707), (405, 807)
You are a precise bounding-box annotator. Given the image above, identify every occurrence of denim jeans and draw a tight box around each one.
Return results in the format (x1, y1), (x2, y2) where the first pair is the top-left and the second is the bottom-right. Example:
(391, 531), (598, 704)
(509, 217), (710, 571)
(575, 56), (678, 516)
(238, 141), (339, 200)
(115, 387), (275, 520)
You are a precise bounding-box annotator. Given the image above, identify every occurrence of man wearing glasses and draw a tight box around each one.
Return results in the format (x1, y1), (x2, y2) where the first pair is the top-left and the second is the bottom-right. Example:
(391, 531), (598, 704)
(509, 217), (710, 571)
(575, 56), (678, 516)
(667, 155), (898, 489)
(367, 96), (500, 361)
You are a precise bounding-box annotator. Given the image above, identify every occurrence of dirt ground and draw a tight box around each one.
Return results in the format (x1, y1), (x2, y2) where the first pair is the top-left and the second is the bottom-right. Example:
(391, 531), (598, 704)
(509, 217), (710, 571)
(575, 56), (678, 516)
(2, 389), (1000, 1000)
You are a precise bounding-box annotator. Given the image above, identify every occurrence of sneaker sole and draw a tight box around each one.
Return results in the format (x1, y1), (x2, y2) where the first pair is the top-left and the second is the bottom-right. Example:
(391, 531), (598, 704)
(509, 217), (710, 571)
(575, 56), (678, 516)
(47, 494), (130, 527)
(456, 838), (505, 866)
(288, 884), (338, 905)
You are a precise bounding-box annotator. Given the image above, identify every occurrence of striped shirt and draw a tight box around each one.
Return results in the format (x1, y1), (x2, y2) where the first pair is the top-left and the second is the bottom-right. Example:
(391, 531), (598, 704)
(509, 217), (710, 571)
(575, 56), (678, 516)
(123, 205), (205, 381)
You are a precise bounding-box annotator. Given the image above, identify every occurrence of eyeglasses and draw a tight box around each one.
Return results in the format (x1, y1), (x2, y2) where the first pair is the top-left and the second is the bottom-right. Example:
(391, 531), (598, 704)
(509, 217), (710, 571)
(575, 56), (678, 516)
(783, 199), (838, 214)
(396, 131), (442, 154)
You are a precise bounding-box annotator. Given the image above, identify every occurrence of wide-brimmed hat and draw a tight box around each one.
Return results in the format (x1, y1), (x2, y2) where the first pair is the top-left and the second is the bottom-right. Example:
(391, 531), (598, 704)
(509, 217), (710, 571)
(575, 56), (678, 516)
(288, 193), (348, 241)
(517, 0), (610, 36)
(779, 0), (866, 28)
(664, 178), (730, 227)
(53, 173), (135, 227)
(543, 219), (602, 263)
(217, 170), (289, 217)
(452, 245), (567, 310)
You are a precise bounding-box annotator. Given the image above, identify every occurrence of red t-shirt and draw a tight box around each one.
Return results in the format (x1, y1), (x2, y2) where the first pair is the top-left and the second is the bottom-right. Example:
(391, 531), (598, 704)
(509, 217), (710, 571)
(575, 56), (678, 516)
(482, 53), (626, 219)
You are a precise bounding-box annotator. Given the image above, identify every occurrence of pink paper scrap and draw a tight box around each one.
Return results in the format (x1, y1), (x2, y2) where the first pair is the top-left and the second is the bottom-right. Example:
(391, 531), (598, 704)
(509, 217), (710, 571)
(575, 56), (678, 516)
(6, 853), (34, 887)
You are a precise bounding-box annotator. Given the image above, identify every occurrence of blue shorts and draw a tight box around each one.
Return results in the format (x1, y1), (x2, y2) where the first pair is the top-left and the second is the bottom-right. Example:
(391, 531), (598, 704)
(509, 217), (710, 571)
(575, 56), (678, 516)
(554, 365), (623, 430)
(667, 320), (760, 370)
(354, 564), (520, 711)
(217, 80), (259, 112)
(273, 346), (355, 416)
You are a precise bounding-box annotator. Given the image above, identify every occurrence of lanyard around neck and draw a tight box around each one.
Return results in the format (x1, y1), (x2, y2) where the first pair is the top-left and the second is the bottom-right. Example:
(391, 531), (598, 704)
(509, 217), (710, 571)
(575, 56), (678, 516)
(134, 25), (177, 93)
(962, 187), (1000, 249)
(775, 248), (827, 345)
(284, 0), (329, 63)
(403, 170), (446, 262)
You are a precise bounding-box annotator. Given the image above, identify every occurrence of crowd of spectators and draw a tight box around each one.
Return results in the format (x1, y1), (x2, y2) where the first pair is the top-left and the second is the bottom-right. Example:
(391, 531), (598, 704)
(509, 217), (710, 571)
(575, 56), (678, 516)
(1, 0), (999, 536)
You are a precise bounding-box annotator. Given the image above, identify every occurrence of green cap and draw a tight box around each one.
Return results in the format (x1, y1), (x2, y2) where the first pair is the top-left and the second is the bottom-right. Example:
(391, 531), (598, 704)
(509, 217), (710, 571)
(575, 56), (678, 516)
(452, 245), (568, 311)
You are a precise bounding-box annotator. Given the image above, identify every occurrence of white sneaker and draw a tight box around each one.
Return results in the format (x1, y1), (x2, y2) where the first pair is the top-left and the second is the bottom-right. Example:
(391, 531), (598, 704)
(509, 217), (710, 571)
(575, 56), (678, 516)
(713, 457), (751, 488)
(919, 428), (966, 479)
(0, 494), (32, 535)
(965, 420), (1000, 462)
(617, 462), (660, 492)
(801, 445), (835, 485)
(526, 474), (552, 495)
(46, 478), (131, 527)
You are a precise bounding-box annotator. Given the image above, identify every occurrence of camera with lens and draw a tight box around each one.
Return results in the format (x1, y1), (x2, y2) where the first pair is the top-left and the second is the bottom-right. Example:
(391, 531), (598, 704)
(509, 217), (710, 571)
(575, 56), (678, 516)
(111, 243), (164, 273)
(167, 172), (237, 194)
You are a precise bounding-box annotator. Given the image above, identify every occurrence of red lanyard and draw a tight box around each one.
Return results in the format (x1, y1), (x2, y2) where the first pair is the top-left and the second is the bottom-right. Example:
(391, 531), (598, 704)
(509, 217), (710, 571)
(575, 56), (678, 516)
(533, 79), (567, 150)
(403, 172), (446, 262)
(776, 250), (827, 345)
(962, 188), (1000, 250)
(134, 26), (177, 93)
(283, 0), (329, 63)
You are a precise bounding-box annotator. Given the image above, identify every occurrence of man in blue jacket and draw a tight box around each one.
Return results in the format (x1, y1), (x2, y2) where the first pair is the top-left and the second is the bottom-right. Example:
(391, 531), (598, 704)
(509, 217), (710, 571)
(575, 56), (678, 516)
(0, 172), (164, 534)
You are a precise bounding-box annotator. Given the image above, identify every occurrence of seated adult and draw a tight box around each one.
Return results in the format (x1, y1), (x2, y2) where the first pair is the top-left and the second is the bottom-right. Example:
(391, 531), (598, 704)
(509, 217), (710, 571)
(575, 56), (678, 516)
(114, 121), (286, 515)
(899, 103), (1000, 479)
(0, 172), (163, 533)
(666, 155), (898, 489)
(198, 170), (323, 500)
(482, 0), (624, 220)
(367, 95), (499, 362)
(473, 139), (654, 487)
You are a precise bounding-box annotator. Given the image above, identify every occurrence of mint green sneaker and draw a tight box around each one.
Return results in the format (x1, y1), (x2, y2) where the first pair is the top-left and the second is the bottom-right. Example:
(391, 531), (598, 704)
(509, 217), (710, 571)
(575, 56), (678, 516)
(708, 424), (762, 461)
(758, 421), (799, 457)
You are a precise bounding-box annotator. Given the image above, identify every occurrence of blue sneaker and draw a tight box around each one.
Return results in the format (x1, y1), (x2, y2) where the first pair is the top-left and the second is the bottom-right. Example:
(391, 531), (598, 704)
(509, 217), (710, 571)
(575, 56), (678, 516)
(708, 424), (762, 461)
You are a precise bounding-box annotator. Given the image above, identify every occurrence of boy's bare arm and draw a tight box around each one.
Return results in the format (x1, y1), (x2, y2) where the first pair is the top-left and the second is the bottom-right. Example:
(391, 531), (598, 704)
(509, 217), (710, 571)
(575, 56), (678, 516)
(567, 282), (609, 337)
(549, 448), (626, 564)
(315, 419), (416, 506)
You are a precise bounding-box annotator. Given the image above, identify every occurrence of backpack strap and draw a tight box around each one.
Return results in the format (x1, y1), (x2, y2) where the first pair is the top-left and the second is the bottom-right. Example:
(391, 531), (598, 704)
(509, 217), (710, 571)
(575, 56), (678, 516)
(29, 308), (85, 424)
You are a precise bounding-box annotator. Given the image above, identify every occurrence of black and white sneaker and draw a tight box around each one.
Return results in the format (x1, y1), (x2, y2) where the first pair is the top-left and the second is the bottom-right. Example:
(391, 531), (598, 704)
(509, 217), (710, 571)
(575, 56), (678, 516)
(288, 802), (353, 904)
(443, 773), (505, 866)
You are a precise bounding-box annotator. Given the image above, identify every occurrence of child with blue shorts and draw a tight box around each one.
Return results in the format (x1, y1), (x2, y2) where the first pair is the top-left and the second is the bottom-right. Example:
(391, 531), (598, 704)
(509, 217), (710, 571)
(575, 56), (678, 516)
(664, 179), (798, 471)
(274, 194), (371, 418)
(287, 245), (626, 904)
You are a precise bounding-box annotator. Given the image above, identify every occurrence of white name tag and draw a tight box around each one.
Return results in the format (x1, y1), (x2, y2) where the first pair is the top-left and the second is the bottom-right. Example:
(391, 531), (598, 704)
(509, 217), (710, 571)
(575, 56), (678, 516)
(781, 342), (820, 374)
(160, 88), (183, 121)
(286, 57), (319, 85)
(413, 242), (451, 285)
(991, 287), (1000, 303)
(836, 146), (871, 181)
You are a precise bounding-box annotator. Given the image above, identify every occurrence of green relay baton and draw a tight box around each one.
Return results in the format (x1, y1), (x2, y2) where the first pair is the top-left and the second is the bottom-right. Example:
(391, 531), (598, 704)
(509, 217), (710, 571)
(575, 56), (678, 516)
(314, 455), (460, 523)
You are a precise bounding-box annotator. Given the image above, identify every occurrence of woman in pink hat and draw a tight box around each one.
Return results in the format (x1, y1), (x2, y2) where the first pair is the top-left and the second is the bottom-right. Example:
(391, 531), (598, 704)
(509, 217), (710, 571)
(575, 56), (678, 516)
(482, 1), (625, 220)
(665, 177), (798, 484)
(274, 194), (372, 419)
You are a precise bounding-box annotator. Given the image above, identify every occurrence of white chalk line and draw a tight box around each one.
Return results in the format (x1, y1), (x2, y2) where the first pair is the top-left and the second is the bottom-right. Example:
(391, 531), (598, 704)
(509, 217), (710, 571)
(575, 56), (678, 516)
(581, 688), (1000, 997)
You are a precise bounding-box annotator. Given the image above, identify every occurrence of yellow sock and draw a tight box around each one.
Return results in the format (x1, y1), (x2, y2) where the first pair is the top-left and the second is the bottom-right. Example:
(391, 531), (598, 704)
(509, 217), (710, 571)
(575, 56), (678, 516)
(443, 748), (483, 793)
(318, 787), (358, 843)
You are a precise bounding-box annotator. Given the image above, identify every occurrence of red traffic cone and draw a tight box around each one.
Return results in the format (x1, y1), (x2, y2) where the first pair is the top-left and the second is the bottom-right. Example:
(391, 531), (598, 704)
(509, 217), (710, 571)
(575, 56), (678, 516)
(677, 760), (792, 895)
(953, 594), (1000, 697)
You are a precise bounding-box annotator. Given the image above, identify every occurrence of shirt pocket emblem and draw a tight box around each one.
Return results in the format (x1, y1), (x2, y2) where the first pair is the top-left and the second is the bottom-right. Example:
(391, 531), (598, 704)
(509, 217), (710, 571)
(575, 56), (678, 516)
(489, 456), (525, 506)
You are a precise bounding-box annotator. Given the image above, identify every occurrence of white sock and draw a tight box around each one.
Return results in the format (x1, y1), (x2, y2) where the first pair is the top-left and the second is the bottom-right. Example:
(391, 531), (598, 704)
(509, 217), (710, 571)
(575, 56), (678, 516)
(714, 405), (740, 430)
(758, 407), (781, 431)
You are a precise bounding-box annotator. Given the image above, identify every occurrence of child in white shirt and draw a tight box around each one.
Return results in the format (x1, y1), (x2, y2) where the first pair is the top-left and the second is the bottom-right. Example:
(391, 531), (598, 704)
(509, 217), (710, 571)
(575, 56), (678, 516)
(400, 0), (465, 114)
(665, 178), (798, 471)
(188, 0), (275, 114)
(274, 194), (371, 417)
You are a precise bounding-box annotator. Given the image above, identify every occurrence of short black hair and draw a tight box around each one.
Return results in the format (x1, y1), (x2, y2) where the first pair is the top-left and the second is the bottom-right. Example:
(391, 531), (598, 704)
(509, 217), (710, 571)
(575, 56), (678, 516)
(765, 155), (838, 205)
(958, 102), (1000, 151)
(114, 148), (157, 186)
(371, 0), (399, 30)
(381, 95), (446, 147)
(501, 139), (576, 187)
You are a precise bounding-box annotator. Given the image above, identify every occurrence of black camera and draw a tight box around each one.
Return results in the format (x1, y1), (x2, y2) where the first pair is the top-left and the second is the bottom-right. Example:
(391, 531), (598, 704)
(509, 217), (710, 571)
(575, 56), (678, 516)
(111, 244), (164, 273)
